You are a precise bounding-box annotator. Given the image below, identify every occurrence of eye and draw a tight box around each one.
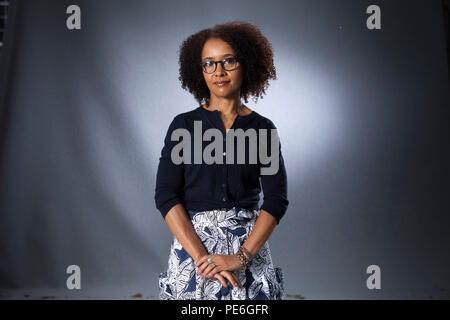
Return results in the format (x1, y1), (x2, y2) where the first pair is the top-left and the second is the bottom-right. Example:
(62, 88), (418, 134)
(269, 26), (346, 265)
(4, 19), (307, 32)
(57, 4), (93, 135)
(224, 58), (237, 64)
(203, 61), (214, 67)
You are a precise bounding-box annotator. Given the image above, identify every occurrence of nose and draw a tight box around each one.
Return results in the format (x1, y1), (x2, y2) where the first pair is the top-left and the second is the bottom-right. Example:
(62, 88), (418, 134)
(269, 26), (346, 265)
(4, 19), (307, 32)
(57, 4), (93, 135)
(214, 62), (227, 76)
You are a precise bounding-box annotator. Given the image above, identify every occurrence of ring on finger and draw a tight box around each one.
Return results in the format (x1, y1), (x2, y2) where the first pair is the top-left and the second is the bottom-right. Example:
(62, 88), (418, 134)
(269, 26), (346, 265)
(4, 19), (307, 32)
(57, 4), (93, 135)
(204, 266), (215, 278)
(206, 266), (218, 278)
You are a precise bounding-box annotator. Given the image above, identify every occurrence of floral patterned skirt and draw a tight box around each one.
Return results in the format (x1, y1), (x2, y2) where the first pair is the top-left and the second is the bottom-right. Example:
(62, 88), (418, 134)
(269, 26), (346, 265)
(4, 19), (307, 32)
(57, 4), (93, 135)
(158, 206), (285, 300)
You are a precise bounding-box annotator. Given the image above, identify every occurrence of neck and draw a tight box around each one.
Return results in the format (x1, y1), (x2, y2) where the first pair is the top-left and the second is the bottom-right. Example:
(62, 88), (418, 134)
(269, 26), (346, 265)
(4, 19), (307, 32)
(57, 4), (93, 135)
(206, 97), (243, 115)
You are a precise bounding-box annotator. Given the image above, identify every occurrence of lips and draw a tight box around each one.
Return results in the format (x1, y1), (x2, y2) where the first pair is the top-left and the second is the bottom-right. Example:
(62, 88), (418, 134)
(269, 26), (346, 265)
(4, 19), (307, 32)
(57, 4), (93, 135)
(214, 81), (230, 86)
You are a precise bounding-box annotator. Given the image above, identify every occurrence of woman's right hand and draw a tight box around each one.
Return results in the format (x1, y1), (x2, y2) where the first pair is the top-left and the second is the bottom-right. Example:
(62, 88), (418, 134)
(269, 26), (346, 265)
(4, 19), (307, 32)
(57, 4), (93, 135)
(213, 270), (243, 289)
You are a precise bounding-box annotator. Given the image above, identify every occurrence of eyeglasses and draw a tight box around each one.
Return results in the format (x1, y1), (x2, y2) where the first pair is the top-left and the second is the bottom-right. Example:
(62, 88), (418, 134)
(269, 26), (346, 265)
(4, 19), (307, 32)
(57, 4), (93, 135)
(200, 57), (241, 74)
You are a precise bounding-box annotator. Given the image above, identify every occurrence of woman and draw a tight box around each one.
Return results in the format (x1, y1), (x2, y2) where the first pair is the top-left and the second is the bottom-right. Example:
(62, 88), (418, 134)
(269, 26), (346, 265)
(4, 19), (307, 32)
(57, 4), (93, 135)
(155, 21), (289, 300)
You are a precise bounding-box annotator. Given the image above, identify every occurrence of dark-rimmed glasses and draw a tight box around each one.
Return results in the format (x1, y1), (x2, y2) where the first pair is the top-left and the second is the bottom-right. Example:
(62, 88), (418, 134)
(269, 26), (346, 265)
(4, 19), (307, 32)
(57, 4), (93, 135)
(200, 57), (241, 74)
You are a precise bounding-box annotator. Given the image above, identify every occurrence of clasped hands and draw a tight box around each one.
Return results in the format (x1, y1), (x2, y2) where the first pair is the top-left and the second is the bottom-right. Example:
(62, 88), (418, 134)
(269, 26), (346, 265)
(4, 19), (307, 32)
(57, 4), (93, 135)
(195, 254), (243, 289)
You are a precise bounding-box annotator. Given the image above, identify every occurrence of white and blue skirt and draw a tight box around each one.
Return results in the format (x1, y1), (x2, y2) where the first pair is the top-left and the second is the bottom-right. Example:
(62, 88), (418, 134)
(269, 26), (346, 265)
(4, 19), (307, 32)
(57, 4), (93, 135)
(158, 206), (285, 300)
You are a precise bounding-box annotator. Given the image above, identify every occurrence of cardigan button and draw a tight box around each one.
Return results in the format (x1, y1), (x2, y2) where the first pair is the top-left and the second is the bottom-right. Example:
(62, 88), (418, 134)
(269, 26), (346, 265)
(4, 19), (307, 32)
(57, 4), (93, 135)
(222, 197), (226, 202)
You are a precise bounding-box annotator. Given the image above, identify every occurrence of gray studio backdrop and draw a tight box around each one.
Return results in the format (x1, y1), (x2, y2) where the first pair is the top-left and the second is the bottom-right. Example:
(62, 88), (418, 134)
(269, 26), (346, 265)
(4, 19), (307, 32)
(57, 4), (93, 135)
(0, 0), (449, 299)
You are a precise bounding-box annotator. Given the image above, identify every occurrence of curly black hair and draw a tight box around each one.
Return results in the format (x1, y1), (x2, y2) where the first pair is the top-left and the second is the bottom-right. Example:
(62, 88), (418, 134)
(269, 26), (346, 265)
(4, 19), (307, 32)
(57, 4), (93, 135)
(178, 21), (277, 106)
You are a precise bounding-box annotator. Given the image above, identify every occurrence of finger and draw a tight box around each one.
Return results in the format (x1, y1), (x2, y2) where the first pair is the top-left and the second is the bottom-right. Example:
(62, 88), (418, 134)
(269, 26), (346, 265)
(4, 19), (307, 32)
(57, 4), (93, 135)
(195, 256), (210, 268)
(206, 266), (221, 279)
(196, 261), (209, 275)
(195, 257), (210, 269)
(221, 271), (239, 288)
(202, 264), (216, 278)
(197, 260), (213, 275)
(213, 273), (227, 288)
(229, 272), (243, 289)
(230, 272), (242, 289)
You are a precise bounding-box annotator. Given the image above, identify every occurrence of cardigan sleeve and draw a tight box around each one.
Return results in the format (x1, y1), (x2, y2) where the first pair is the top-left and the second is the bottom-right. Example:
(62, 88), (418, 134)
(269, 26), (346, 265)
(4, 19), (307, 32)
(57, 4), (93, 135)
(259, 119), (289, 224)
(154, 116), (185, 220)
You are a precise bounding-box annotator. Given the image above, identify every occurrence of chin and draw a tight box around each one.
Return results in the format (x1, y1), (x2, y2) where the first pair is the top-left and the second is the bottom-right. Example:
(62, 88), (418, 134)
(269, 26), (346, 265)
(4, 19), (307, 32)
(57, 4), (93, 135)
(212, 89), (238, 98)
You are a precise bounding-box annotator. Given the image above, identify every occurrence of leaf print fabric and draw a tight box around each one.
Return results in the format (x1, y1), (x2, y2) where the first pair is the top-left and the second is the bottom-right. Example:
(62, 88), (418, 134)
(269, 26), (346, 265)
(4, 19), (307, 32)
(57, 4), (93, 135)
(158, 206), (285, 300)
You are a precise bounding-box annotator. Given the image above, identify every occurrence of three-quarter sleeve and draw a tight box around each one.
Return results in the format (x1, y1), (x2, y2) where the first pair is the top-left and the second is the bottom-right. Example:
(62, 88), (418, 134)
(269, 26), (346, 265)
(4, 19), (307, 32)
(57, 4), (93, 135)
(259, 119), (289, 224)
(154, 116), (185, 219)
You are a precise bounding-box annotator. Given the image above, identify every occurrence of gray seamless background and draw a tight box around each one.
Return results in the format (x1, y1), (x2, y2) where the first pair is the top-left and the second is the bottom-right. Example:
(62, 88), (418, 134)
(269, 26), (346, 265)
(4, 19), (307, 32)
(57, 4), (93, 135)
(0, 0), (449, 299)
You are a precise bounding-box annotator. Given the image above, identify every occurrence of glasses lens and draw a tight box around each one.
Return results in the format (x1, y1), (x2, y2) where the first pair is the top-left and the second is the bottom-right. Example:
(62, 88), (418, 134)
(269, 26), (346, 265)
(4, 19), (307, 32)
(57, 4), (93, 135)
(203, 61), (216, 73)
(223, 58), (238, 71)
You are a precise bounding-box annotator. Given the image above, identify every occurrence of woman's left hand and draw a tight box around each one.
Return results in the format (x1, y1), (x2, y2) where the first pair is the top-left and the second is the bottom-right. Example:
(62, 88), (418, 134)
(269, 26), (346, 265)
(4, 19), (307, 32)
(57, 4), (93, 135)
(195, 254), (242, 279)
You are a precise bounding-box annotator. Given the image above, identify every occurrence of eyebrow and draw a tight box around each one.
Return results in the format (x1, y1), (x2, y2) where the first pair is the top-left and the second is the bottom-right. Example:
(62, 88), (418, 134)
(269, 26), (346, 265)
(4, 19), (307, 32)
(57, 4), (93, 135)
(203, 54), (234, 60)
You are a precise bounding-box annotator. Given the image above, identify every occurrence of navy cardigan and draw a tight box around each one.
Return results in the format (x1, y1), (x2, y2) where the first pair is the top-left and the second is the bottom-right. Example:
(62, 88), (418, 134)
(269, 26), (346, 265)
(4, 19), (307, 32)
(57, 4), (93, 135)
(154, 106), (289, 224)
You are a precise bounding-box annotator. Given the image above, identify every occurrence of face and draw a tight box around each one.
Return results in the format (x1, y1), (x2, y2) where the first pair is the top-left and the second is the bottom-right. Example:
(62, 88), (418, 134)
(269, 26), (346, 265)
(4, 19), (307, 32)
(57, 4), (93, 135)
(201, 37), (243, 101)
